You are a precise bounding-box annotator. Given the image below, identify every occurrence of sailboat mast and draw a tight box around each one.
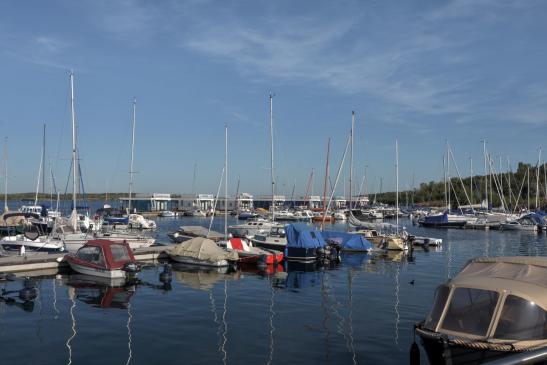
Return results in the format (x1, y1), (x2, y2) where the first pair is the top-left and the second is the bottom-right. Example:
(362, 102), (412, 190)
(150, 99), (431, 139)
(536, 147), (541, 209)
(349, 111), (354, 211)
(269, 93), (275, 221)
(446, 141), (450, 211)
(396, 139), (399, 234)
(224, 124), (228, 240)
(483, 140), (488, 209)
(128, 97), (136, 214)
(470, 157), (473, 206)
(70, 71), (77, 215)
(3, 137), (7, 212)
(321, 138), (331, 225)
(42, 123), (46, 195)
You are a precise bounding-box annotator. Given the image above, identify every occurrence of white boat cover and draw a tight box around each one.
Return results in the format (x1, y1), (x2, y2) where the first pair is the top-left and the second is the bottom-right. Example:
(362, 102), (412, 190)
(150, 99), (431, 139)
(170, 237), (238, 263)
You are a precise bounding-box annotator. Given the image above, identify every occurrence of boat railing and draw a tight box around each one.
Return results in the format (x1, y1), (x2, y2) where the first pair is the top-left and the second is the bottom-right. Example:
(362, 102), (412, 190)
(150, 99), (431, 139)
(483, 347), (547, 365)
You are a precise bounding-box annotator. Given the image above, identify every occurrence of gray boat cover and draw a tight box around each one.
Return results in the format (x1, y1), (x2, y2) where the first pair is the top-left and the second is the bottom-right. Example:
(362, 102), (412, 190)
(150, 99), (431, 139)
(170, 237), (238, 263)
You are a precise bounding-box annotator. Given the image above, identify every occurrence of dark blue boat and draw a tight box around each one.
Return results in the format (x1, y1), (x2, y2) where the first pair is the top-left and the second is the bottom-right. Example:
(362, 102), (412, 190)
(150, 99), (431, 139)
(321, 230), (373, 252)
(284, 224), (339, 262)
(418, 212), (467, 228)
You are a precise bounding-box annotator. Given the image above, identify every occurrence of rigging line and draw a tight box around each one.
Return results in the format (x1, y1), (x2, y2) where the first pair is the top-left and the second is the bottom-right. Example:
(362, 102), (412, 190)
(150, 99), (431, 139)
(125, 302), (133, 365)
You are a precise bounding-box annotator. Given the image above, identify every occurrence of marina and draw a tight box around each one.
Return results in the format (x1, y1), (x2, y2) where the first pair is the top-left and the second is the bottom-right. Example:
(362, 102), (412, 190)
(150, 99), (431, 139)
(1, 210), (547, 364)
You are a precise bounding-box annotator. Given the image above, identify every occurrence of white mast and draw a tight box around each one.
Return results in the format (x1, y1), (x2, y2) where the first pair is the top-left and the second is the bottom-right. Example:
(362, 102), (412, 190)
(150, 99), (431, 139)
(224, 124), (229, 240)
(470, 157), (473, 206)
(483, 140), (488, 210)
(269, 93), (275, 221)
(536, 147), (541, 209)
(446, 141), (450, 211)
(3, 137), (7, 212)
(128, 97), (136, 214)
(349, 111), (354, 210)
(69, 71), (78, 229)
(396, 139), (399, 234)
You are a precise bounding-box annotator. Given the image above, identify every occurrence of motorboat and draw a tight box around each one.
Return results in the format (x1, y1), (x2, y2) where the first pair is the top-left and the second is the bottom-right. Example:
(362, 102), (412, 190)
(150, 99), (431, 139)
(250, 226), (287, 251)
(168, 237), (238, 267)
(500, 214), (541, 231)
(416, 256), (547, 364)
(128, 214), (156, 229)
(284, 224), (340, 262)
(158, 210), (176, 218)
(271, 210), (296, 221)
(167, 226), (223, 243)
(237, 211), (258, 220)
(66, 240), (140, 279)
(228, 218), (278, 238)
(57, 225), (155, 253)
(225, 237), (283, 265)
(292, 210), (314, 221)
(352, 229), (408, 251)
(0, 232), (65, 253)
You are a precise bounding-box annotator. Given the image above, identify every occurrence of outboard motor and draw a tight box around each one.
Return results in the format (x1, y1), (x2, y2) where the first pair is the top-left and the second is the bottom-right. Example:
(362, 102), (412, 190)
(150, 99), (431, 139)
(19, 278), (38, 302)
(123, 262), (140, 281)
(316, 247), (326, 260)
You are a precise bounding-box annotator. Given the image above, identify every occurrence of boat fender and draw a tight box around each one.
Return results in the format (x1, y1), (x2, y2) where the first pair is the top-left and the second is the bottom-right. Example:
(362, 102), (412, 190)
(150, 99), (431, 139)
(409, 338), (420, 365)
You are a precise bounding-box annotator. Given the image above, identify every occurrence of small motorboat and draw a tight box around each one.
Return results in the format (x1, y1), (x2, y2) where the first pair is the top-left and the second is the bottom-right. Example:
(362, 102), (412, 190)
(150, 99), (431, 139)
(250, 226), (287, 251)
(169, 237), (238, 267)
(158, 210), (176, 218)
(167, 226), (223, 243)
(226, 238), (283, 265)
(66, 239), (140, 279)
(415, 256), (547, 364)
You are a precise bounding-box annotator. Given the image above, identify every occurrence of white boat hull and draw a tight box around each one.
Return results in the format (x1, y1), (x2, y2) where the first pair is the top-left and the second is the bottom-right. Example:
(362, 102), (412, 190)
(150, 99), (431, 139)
(68, 262), (127, 279)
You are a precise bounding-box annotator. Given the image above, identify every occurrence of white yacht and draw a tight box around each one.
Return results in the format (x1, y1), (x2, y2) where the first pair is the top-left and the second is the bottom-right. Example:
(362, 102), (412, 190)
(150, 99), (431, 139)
(228, 218), (278, 238)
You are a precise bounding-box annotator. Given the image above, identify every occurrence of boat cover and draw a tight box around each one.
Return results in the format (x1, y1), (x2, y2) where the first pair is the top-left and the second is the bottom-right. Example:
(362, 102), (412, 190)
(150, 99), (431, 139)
(321, 230), (373, 251)
(170, 237), (238, 263)
(285, 224), (325, 249)
(179, 226), (224, 241)
(455, 256), (547, 309)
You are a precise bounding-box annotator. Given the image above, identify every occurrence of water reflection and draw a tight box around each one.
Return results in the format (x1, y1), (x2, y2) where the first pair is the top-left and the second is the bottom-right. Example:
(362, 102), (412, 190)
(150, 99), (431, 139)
(0, 276), (38, 313)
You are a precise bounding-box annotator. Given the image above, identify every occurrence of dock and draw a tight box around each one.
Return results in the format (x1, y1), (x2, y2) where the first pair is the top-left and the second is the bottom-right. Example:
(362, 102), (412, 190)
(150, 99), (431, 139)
(0, 245), (175, 274)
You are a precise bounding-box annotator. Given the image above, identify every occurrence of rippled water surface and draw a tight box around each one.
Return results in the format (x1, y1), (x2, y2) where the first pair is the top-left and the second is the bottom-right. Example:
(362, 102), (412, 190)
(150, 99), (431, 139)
(1, 210), (546, 365)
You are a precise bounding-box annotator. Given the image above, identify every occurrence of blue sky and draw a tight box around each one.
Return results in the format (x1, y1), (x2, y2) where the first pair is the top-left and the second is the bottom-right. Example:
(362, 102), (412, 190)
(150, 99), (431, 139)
(0, 0), (546, 196)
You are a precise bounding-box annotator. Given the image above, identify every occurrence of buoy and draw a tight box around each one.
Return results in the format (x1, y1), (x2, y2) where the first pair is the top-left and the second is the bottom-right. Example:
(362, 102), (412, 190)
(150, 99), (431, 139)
(159, 264), (173, 284)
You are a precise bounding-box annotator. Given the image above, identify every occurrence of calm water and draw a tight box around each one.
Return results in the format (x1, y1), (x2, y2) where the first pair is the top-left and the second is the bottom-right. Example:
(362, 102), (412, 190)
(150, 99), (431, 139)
(1, 209), (546, 364)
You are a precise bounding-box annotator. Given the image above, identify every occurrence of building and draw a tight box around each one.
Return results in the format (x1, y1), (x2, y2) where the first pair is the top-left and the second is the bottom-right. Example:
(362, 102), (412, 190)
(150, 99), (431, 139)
(119, 193), (172, 212)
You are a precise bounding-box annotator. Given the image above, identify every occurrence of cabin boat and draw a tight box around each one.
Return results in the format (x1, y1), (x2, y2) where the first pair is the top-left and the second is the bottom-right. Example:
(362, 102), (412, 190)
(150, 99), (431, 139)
(158, 210), (176, 218)
(169, 237), (238, 267)
(353, 229), (408, 251)
(0, 232), (65, 253)
(228, 218), (278, 238)
(226, 237), (283, 265)
(250, 226), (287, 251)
(418, 212), (469, 228)
(416, 256), (547, 364)
(66, 240), (139, 279)
(500, 214), (541, 231)
(128, 214), (156, 229)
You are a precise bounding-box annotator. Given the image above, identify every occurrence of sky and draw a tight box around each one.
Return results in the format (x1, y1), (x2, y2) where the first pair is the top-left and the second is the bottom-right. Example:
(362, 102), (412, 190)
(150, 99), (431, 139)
(0, 0), (546, 197)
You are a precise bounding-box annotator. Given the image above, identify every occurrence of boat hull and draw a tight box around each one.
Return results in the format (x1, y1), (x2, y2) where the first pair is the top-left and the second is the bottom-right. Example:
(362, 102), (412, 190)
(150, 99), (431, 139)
(284, 247), (318, 262)
(67, 261), (127, 279)
(169, 255), (230, 267)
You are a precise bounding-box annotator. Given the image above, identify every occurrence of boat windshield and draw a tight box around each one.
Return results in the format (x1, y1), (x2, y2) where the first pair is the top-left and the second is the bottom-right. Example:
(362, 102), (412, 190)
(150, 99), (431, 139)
(77, 246), (105, 267)
(440, 287), (499, 337)
(110, 244), (131, 262)
(494, 295), (547, 341)
(424, 285), (450, 330)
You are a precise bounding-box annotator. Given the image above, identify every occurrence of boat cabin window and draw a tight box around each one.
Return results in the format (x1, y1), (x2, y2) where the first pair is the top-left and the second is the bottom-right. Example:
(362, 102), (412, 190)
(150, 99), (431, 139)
(110, 244), (131, 262)
(77, 246), (105, 266)
(494, 295), (547, 341)
(424, 285), (450, 330)
(441, 288), (499, 336)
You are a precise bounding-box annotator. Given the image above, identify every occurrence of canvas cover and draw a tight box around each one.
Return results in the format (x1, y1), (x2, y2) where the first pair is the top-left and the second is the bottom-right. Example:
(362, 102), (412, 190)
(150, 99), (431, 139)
(180, 226), (224, 241)
(454, 256), (547, 310)
(170, 237), (238, 263)
(322, 230), (373, 251)
(285, 224), (325, 249)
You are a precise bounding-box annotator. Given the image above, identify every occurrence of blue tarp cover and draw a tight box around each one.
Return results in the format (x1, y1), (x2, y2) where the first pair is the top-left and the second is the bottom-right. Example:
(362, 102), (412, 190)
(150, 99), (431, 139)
(423, 212), (448, 223)
(322, 230), (373, 251)
(285, 224), (326, 249)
